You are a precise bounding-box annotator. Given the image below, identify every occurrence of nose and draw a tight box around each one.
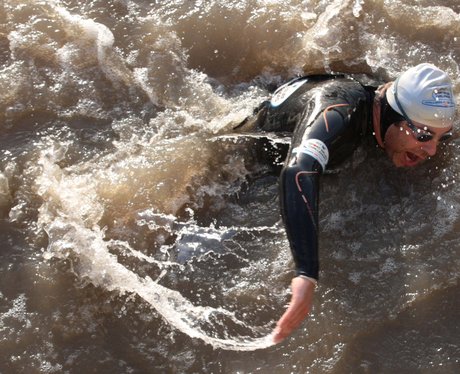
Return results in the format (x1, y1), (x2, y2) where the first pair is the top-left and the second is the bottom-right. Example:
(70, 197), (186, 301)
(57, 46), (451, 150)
(420, 140), (437, 157)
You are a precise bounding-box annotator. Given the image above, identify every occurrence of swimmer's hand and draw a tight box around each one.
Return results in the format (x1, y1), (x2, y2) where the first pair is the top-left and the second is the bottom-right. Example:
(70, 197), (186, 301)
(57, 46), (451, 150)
(272, 276), (316, 344)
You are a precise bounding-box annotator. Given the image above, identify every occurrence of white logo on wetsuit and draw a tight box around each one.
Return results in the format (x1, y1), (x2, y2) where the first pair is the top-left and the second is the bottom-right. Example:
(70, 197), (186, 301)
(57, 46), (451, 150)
(270, 79), (308, 107)
(292, 139), (329, 171)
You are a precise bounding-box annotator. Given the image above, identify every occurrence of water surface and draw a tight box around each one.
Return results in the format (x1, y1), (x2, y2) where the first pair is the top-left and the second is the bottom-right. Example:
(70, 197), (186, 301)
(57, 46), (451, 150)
(1, 0), (459, 372)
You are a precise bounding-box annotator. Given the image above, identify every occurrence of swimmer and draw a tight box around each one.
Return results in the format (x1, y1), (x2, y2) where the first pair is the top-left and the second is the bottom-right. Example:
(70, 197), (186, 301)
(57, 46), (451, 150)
(237, 63), (457, 343)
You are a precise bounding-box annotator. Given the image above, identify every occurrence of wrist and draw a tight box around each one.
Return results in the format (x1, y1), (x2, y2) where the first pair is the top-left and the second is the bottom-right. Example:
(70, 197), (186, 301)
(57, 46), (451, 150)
(297, 275), (318, 287)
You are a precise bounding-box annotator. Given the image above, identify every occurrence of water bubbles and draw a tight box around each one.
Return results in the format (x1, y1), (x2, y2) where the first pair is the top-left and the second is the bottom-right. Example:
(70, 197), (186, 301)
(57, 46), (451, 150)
(352, 0), (364, 18)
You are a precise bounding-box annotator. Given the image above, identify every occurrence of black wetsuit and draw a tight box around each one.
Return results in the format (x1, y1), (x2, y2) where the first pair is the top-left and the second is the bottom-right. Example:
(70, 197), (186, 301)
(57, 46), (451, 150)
(239, 75), (377, 281)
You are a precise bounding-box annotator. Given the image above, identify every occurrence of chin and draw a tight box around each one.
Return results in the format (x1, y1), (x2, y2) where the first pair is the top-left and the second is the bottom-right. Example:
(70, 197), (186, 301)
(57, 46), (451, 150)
(392, 159), (406, 168)
(387, 151), (405, 167)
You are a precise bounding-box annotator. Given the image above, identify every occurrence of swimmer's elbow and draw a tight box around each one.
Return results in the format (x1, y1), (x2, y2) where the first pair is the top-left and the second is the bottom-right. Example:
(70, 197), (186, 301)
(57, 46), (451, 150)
(281, 153), (324, 179)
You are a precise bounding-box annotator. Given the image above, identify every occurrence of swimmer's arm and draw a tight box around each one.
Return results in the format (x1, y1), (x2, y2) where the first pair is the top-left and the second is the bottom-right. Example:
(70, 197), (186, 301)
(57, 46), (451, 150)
(272, 85), (366, 342)
(279, 152), (321, 280)
(273, 152), (321, 343)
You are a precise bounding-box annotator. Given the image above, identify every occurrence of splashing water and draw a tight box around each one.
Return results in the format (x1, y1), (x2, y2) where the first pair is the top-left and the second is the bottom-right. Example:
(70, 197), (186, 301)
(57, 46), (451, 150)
(44, 217), (275, 351)
(2, 0), (460, 371)
(35, 136), (277, 351)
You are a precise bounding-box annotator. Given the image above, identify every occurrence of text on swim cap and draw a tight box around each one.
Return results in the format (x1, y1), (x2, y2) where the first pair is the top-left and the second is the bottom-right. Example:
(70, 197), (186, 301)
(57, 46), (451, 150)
(422, 86), (455, 108)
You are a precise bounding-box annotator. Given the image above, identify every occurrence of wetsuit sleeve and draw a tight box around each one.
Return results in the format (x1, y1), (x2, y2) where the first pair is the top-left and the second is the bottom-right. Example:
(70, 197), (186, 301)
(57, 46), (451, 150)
(280, 103), (359, 280)
(280, 151), (322, 279)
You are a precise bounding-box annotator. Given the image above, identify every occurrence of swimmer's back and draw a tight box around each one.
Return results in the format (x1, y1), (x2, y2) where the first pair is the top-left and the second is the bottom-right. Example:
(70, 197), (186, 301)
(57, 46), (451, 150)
(236, 75), (373, 136)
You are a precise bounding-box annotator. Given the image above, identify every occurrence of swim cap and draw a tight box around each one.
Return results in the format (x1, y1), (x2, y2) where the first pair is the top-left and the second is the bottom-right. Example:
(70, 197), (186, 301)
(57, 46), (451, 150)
(386, 63), (457, 128)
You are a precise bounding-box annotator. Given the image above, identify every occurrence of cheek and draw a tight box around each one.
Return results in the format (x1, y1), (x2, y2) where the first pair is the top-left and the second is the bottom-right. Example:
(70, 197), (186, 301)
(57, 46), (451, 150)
(384, 126), (412, 152)
(384, 128), (398, 155)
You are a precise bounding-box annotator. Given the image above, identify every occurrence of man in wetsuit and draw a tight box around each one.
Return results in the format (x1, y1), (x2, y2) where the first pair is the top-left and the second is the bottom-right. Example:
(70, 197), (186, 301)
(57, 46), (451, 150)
(238, 63), (457, 343)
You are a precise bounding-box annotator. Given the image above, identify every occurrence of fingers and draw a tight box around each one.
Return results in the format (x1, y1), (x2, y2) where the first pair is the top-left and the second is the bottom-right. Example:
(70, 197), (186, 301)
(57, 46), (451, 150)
(273, 300), (310, 343)
(277, 297), (307, 327)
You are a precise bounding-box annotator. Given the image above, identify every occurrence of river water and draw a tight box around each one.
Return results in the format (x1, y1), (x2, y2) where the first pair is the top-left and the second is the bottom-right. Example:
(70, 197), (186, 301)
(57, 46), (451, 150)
(1, 0), (459, 373)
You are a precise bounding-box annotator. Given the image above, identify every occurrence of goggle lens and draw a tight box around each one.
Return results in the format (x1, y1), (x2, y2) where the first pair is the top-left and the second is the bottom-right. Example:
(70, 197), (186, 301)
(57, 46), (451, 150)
(406, 121), (452, 143)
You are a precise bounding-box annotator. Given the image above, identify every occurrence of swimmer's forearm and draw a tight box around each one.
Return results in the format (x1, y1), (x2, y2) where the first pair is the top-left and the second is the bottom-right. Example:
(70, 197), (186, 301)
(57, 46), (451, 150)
(280, 152), (321, 279)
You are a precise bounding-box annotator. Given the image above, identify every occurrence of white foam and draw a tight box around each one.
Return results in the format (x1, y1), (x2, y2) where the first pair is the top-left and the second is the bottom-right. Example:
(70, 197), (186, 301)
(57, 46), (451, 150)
(0, 172), (11, 211)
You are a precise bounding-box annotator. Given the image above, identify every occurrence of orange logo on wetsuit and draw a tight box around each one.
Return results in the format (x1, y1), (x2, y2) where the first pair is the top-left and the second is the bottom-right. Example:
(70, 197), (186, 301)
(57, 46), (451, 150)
(323, 104), (349, 132)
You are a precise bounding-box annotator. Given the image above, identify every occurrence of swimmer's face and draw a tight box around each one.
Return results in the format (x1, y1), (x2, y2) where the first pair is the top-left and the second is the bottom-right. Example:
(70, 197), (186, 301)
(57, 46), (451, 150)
(384, 121), (453, 167)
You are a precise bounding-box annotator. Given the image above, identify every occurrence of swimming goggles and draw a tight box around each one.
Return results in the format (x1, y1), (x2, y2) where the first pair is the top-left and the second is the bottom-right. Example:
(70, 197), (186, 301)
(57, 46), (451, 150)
(392, 78), (453, 143)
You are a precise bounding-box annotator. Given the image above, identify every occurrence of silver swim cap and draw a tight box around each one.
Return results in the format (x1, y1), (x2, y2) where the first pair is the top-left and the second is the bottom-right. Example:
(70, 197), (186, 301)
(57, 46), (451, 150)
(386, 63), (456, 129)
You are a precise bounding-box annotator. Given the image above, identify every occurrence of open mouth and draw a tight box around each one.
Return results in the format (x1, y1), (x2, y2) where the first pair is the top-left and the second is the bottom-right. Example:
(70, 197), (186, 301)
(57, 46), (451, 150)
(405, 151), (422, 166)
